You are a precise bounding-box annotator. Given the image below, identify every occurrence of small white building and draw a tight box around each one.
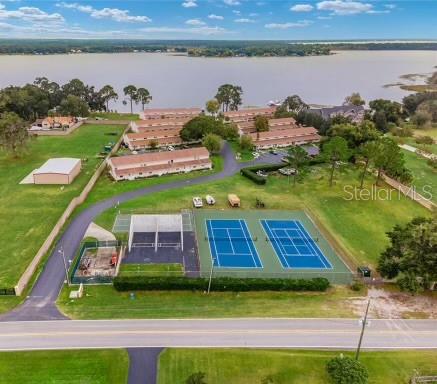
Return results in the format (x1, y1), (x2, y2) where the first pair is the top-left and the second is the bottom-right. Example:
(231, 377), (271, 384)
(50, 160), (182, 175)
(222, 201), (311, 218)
(33, 158), (82, 185)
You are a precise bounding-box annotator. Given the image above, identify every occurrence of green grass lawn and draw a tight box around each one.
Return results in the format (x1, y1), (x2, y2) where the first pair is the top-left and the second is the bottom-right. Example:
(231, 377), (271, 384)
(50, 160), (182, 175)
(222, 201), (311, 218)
(0, 349), (128, 384)
(58, 285), (361, 319)
(89, 112), (140, 121)
(402, 150), (436, 203)
(228, 140), (254, 161)
(119, 263), (184, 277)
(158, 349), (437, 384)
(0, 123), (125, 288)
(94, 165), (427, 268)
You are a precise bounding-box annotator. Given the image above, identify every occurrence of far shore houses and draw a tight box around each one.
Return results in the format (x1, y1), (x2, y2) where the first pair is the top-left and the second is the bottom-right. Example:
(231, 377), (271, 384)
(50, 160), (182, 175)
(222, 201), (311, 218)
(107, 147), (212, 181)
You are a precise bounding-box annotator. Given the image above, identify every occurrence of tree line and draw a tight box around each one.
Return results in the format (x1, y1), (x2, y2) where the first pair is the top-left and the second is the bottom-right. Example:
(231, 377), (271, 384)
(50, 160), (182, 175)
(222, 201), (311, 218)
(0, 77), (152, 155)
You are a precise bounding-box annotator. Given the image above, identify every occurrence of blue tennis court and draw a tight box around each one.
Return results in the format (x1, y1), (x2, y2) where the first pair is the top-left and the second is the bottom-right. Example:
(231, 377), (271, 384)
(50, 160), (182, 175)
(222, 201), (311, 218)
(261, 219), (332, 269)
(206, 219), (262, 268)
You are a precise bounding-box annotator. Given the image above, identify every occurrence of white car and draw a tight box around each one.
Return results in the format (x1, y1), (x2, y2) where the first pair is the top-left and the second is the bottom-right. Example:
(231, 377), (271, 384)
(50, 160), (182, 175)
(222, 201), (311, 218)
(205, 195), (216, 205)
(192, 197), (203, 208)
(167, 145), (175, 151)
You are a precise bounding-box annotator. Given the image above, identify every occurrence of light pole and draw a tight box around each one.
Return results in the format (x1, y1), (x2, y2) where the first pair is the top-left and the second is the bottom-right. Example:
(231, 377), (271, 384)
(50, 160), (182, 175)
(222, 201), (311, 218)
(207, 257), (216, 294)
(58, 246), (70, 286)
(356, 299), (371, 360)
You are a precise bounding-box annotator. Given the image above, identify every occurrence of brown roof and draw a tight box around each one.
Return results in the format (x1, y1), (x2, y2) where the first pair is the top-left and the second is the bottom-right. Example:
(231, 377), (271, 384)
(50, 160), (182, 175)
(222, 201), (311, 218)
(128, 137), (183, 148)
(126, 128), (181, 141)
(269, 117), (297, 126)
(250, 127), (319, 142)
(114, 158), (211, 177)
(254, 135), (320, 147)
(142, 108), (202, 118)
(44, 116), (75, 124)
(224, 107), (276, 118)
(109, 147), (210, 168)
(135, 117), (190, 127)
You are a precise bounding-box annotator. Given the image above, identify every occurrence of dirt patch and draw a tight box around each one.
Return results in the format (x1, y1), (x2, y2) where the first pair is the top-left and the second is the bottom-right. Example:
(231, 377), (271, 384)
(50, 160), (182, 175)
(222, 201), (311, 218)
(350, 287), (437, 319)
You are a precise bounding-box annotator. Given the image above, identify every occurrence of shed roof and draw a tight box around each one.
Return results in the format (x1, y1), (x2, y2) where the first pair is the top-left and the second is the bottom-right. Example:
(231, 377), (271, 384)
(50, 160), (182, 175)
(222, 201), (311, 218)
(35, 158), (81, 175)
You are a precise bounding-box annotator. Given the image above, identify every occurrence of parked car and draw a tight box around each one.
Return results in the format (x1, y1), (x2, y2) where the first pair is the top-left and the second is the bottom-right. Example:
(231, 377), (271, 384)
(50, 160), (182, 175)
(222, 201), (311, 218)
(205, 195), (216, 205)
(167, 145), (175, 151)
(192, 196), (203, 208)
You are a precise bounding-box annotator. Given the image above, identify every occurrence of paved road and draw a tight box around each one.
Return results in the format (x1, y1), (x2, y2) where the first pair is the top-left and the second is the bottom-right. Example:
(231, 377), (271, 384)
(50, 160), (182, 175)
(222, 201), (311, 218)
(0, 319), (435, 351)
(1, 144), (280, 321)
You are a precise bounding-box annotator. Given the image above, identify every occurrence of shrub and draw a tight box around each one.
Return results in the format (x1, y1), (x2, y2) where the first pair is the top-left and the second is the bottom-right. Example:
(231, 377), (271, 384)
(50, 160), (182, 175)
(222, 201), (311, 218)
(240, 164), (284, 184)
(427, 157), (437, 169)
(186, 372), (207, 384)
(239, 134), (253, 150)
(415, 135), (434, 145)
(350, 280), (365, 292)
(113, 276), (330, 292)
(326, 355), (368, 384)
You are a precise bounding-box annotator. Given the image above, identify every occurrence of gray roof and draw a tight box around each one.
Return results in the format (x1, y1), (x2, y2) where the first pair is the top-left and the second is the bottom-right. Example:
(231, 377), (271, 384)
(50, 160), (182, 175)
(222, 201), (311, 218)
(310, 105), (364, 120)
(35, 158), (80, 175)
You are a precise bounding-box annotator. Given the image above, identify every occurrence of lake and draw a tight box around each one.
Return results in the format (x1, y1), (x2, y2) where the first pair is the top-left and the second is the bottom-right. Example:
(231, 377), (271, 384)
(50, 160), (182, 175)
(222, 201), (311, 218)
(0, 50), (436, 111)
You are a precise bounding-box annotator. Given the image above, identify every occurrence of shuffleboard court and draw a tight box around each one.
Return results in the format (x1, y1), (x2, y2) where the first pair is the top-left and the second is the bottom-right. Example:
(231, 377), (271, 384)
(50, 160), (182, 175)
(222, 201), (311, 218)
(261, 219), (332, 269)
(206, 219), (262, 268)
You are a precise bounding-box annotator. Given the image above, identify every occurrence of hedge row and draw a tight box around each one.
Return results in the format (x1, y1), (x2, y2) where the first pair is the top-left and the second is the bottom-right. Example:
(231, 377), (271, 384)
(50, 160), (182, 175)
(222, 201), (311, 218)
(240, 164), (285, 184)
(113, 276), (330, 292)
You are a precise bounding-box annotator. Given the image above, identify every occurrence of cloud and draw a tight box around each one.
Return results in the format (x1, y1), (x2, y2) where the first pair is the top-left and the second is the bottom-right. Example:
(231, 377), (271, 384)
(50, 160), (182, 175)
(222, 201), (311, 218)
(232, 10), (241, 15)
(140, 25), (228, 36)
(317, 15), (332, 19)
(208, 14), (224, 20)
(316, 1), (373, 15)
(0, 4), (64, 22)
(185, 18), (206, 26)
(265, 20), (313, 29)
(234, 18), (255, 23)
(182, 0), (197, 8)
(290, 4), (314, 12)
(224, 0), (241, 6)
(56, 2), (151, 23)
(384, 4), (396, 9)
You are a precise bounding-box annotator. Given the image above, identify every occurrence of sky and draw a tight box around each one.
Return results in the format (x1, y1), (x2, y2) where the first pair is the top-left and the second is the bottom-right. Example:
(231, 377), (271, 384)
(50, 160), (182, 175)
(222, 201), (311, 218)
(0, 0), (436, 40)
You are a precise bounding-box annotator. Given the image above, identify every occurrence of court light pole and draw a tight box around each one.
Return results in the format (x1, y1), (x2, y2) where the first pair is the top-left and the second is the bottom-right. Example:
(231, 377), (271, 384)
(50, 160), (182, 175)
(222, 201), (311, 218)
(356, 299), (371, 360)
(207, 257), (216, 294)
(58, 246), (70, 286)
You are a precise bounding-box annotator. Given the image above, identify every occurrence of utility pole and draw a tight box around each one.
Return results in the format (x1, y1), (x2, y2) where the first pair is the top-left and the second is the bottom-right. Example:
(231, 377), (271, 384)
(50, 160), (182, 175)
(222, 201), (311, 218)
(356, 299), (371, 360)
(207, 257), (216, 294)
(59, 246), (70, 286)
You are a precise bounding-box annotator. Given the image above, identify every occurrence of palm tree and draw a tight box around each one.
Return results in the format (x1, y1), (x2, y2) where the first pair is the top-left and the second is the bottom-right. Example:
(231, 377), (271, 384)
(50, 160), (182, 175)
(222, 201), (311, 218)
(99, 85), (118, 112)
(123, 85), (137, 114)
(286, 145), (309, 185)
(136, 88), (152, 110)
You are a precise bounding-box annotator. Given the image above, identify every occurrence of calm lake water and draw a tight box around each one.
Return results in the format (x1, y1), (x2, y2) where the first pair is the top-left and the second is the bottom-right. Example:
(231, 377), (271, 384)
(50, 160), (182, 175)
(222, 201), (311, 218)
(1, 50), (436, 111)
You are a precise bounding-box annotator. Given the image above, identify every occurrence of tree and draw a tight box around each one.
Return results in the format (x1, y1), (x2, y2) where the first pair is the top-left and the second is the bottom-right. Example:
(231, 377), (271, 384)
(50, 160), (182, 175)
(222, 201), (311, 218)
(215, 84), (243, 112)
(369, 99), (403, 132)
(180, 115), (228, 142)
(328, 120), (380, 149)
(254, 115), (269, 140)
(286, 145), (309, 185)
(123, 85), (138, 114)
(296, 110), (331, 135)
(186, 372), (207, 384)
(136, 88), (152, 110)
(202, 133), (221, 153)
(344, 92), (365, 106)
(378, 217), (437, 292)
(282, 95), (308, 113)
(59, 95), (89, 117)
(206, 99), (220, 115)
(326, 355), (368, 384)
(322, 136), (350, 186)
(358, 140), (379, 189)
(239, 134), (253, 150)
(412, 111), (431, 128)
(61, 78), (88, 99)
(99, 85), (118, 111)
(373, 137), (405, 185)
(148, 139), (159, 149)
(0, 112), (28, 156)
